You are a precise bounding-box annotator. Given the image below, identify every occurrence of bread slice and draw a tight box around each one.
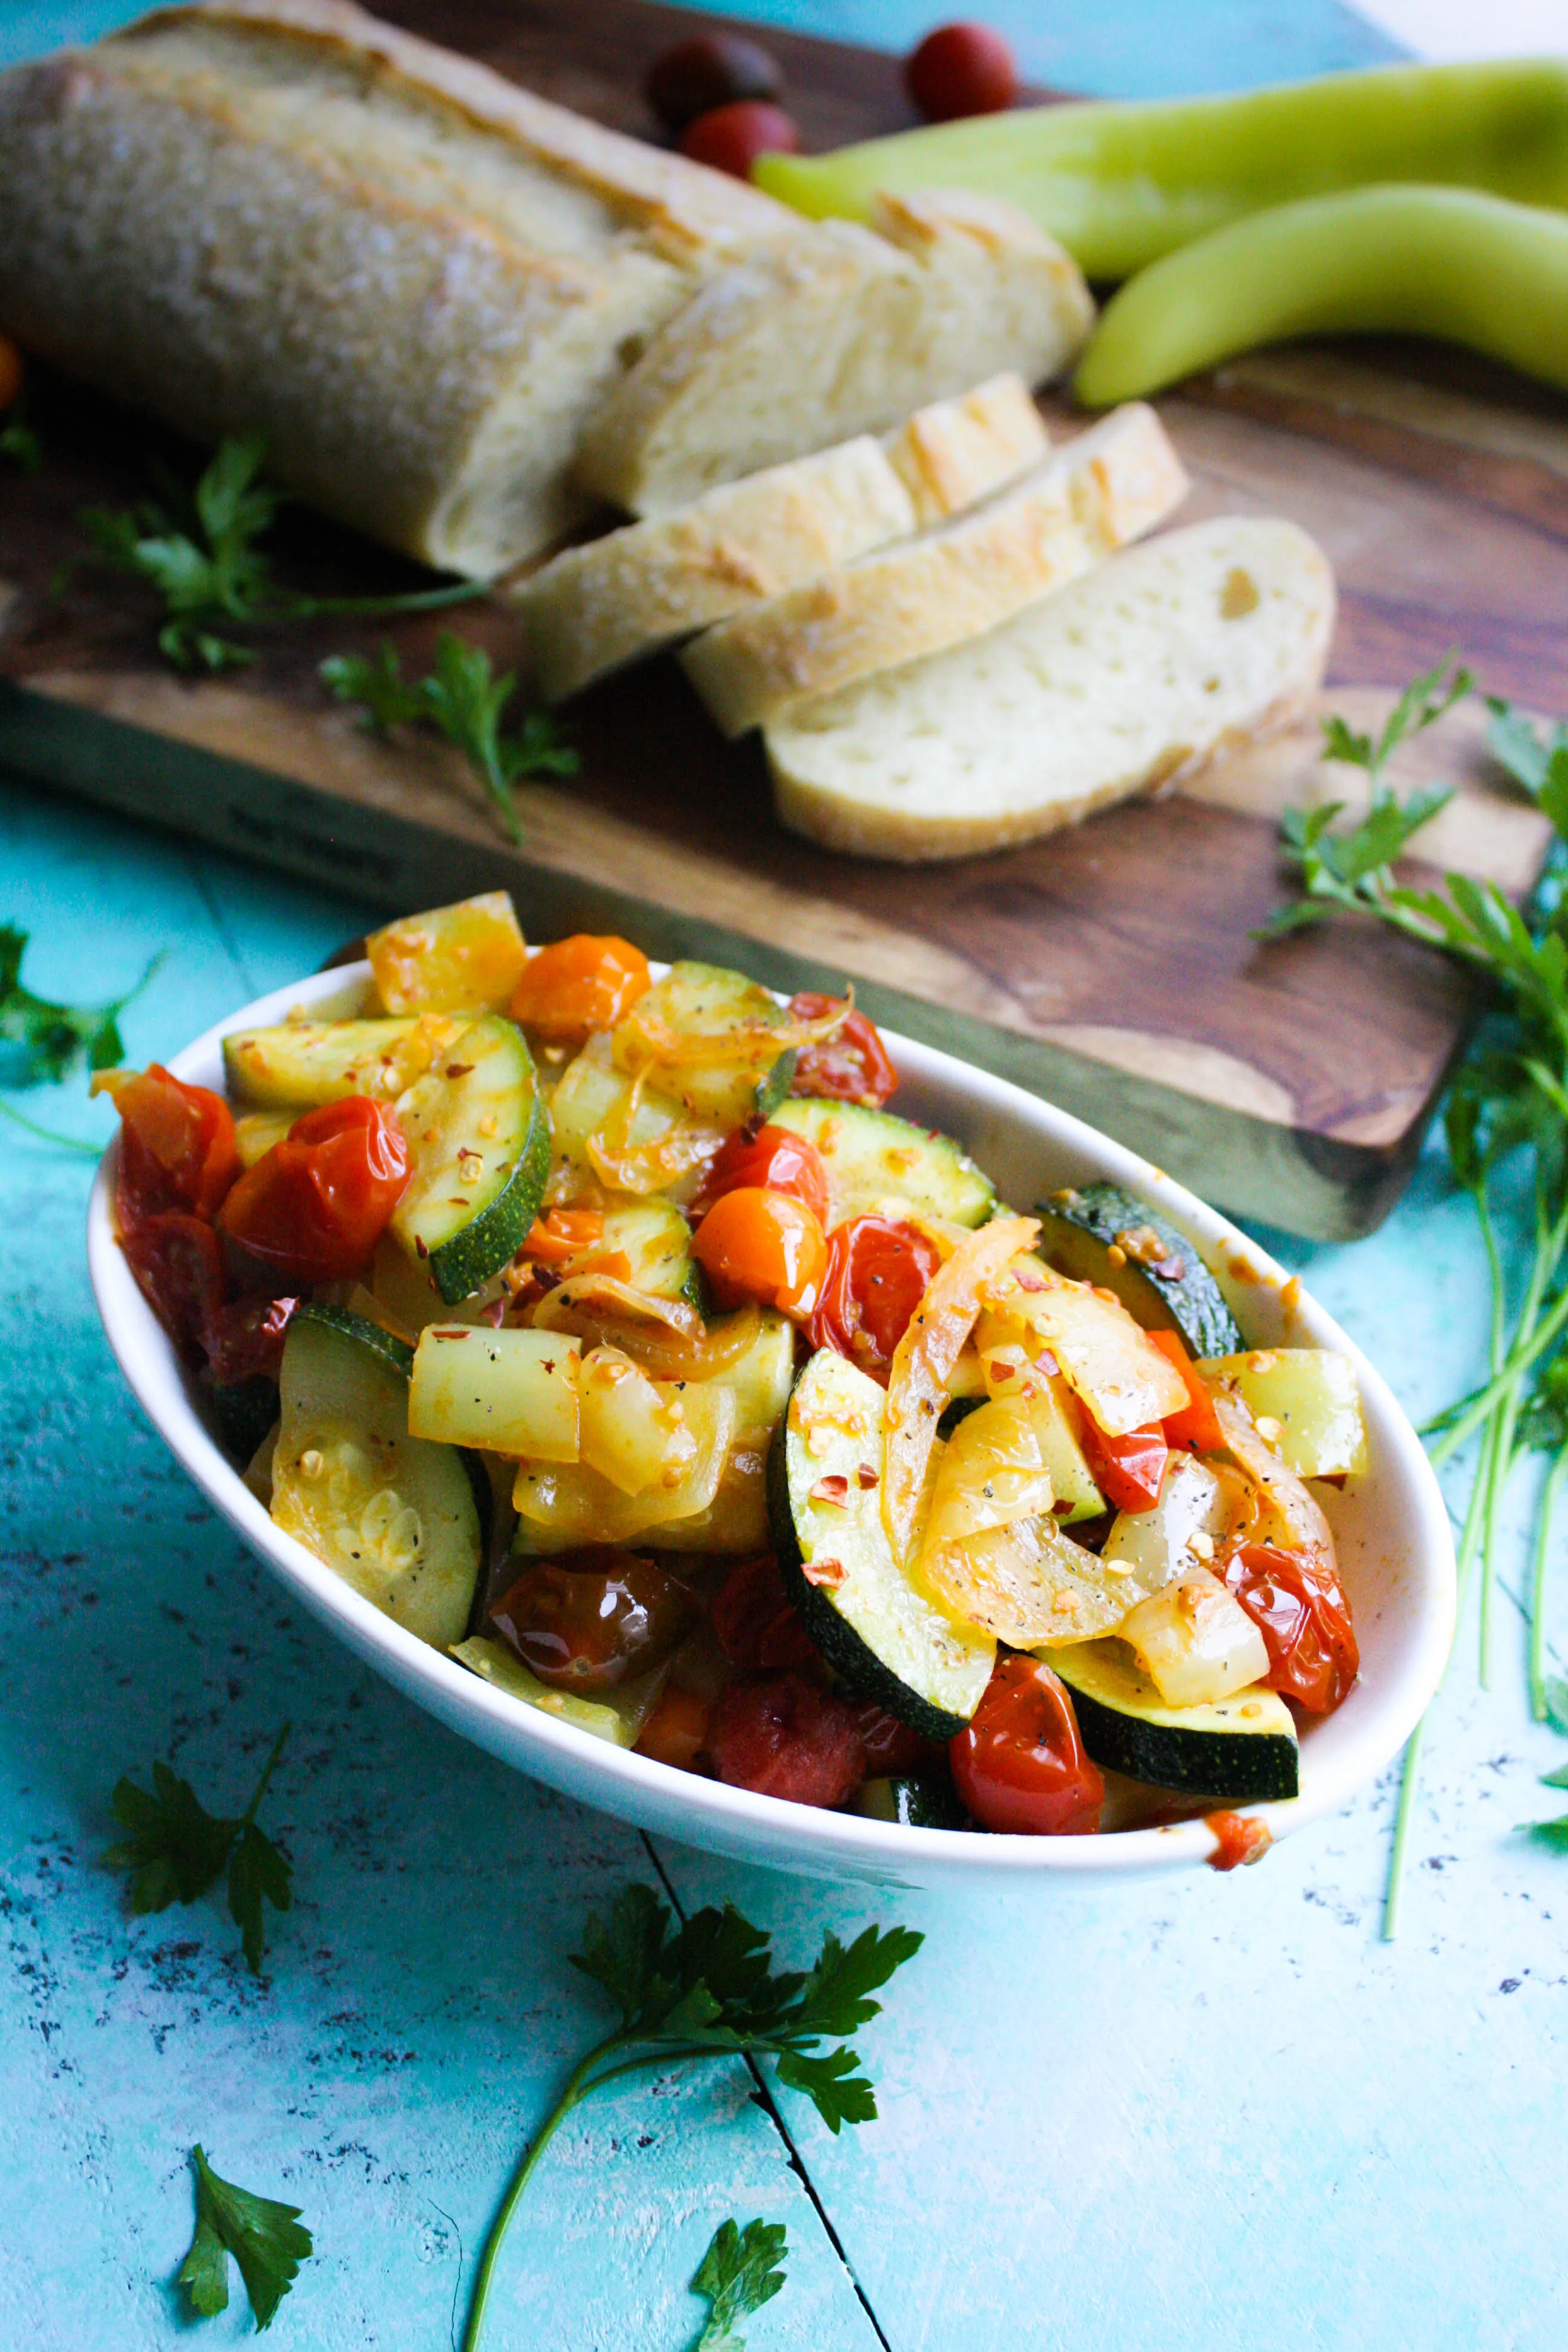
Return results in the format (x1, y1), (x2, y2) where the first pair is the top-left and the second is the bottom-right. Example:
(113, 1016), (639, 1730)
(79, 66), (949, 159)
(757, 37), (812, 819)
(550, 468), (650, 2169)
(574, 190), (1093, 517)
(514, 374), (1050, 704)
(682, 404), (1187, 737)
(764, 518), (1337, 863)
(0, 0), (798, 575)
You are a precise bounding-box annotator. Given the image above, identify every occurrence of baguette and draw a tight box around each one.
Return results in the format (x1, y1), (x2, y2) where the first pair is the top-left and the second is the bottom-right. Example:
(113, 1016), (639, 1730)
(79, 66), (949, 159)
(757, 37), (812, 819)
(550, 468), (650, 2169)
(682, 404), (1187, 737)
(515, 374), (1050, 704)
(0, 0), (797, 575)
(764, 518), (1336, 862)
(574, 190), (1093, 517)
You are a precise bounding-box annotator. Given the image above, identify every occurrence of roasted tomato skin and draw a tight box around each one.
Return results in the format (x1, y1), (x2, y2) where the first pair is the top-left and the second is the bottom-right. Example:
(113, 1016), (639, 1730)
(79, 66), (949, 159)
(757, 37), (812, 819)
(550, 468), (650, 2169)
(219, 1096), (410, 1284)
(1077, 1416), (1169, 1515)
(1221, 1542), (1359, 1714)
(510, 934), (650, 1043)
(491, 1550), (696, 1692)
(786, 993), (898, 1106)
(108, 1063), (240, 1225)
(697, 1122), (831, 1227)
(711, 1555), (821, 1676)
(949, 1654), (1103, 1835)
(1146, 1328), (1227, 1453)
(810, 1215), (941, 1377)
(119, 1212), (229, 1367)
(708, 1672), (866, 1808)
(691, 1186), (827, 1313)
(853, 1701), (942, 1777)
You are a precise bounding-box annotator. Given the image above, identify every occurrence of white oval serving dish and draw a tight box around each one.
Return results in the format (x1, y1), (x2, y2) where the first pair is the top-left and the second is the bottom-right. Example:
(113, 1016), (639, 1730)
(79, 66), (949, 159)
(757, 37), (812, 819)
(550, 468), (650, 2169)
(88, 961), (1454, 1890)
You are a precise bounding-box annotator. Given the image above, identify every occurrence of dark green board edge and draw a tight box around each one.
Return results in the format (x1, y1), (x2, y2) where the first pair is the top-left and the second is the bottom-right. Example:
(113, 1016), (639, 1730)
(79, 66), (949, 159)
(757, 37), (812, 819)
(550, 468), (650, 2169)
(0, 679), (1439, 1240)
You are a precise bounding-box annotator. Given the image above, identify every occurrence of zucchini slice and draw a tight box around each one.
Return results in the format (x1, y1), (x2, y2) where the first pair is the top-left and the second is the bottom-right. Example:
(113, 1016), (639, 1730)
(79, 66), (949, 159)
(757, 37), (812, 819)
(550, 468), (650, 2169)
(770, 1347), (995, 1740)
(391, 1015), (550, 1302)
(451, 1635), (667, 1748)
(1048, 1638), (1299, 1802)
(1033, 1183), (1241, 1358)
(223, 1015), (465, 1109)
(769, 1097), (996, 1229)
(853, 1775), (970, 1829)
(614, 960), (794, 1126)
(269, 1306), (485, 1649)
(589, 1199), (706, 1310)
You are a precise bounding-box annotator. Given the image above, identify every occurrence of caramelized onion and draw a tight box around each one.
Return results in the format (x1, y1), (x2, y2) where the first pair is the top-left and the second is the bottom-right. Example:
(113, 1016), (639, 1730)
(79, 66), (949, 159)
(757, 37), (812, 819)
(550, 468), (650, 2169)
(532, 1275), (762, 1382)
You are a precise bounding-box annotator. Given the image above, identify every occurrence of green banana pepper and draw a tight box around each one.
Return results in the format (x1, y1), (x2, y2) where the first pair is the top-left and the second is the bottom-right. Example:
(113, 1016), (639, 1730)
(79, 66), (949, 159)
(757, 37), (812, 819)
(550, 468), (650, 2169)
(1073, 185), (1568, 406)
(754, 60), (1568, 281)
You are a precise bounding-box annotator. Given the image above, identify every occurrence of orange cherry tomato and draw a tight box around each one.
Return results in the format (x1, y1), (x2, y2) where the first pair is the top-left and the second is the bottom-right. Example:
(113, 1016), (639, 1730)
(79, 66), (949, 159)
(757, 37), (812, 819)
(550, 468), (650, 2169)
(809, 1214), (941, 1379)
(949, 1654), (1103, 1835)
(678, 99), (800, 178)
(1147, 1327), (1226, 1453)
(697, 1122), (830, 1227)
(786, 993), (898, 1106)
(1221, 1542), (1359, 1715)
(1077, 1414), (1169, 1515)
(510, 935), (650, 1044)
(0, 333), (23, 416)
(220, 1096), (410, 1284)
(106, 1063), (241, 1227)
(634, 1685), (712, 1772)
(523, 1207), (606, 1265)
(904, 22), (1018, 122)
(691, 1186), (826, 1313)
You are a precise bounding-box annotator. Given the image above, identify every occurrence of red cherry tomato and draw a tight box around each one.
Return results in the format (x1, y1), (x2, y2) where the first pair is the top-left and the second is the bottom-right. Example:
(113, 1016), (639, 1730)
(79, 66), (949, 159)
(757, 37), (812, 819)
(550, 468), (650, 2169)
(786, 993), (898, 1106)
(708, 1672), (866, 1808)
(1221, 1543), (1359, 1715)
(119, 1211), (229, 1367)
(949, 1654), (1103, 1835)
(510, 935), (650, 1044)
(220, 1096), (410, 1284)
(1077, 1414), (1169, 1515)
(711, 1555), (822, 1676)
(679, 100), (800, 179)
(1147, 1327), (1226, 1454)
(810, 1215), (941, 1379)
(691, 1186), (827, 1313)
(645, 34), (784, 135)
(904, 22), (1018, 122)
(697, 1122), (830, 1227)
(107, 1063), (240, 1226)
(203, 1292), (299, 1387)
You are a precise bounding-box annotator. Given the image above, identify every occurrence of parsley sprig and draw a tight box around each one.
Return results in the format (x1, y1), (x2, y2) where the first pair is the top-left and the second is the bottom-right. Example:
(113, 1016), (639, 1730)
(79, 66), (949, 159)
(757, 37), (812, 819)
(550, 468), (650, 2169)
(1261, 668), (1568, 1930)
(1, 388), (42, 473)
(105, 1722), (293, 1975)
(460, 1884), (919, 2352)
(0, 921), (160, 1151)
(689, 2216), (788, 2352)
(322, 635), (578, 846)
(76, 433), (485, 673)
(178, 2145), (313, 2330)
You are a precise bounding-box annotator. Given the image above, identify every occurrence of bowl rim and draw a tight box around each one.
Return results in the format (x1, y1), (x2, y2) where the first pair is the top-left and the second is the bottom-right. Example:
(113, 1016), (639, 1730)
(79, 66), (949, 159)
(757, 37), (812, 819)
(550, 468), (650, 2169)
(88, 959), (1457, 1881)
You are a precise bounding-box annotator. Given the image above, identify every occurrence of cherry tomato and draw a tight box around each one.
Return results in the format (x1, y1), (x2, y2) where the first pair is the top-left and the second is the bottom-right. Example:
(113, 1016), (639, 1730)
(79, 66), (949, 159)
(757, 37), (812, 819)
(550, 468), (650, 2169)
(697, 1123), (830, 1227)
(635, 1684), (711, 1772)
(1147, 1327), (1226, 1454)
(1221, 1542), (1359, 1714)
(0, 333), (21, 416)
(120, 1211), (229, 1367)
(679, 100), (800, 178)
(853, 1701), (941, 1777)
(904, 22), (1018, 122)
(692, 1186), (827, 1313)
(645, 33), (783, 134)
(949, 1654), (1103, 1835)
(786, 993), (898, 1106)
(708, 1673), (866, 1807)
(523, 1208), (606, 1265)
(1077, 1414), (1169, 1515)
(491, 1550), (696, 1693)
(711, 1555), (821, 1676)
(510, 935), (650, 1044)
(106, 1064), (240, 1226)
(809, 1215), (941, 1378)
(219, 1096), (410, 1284)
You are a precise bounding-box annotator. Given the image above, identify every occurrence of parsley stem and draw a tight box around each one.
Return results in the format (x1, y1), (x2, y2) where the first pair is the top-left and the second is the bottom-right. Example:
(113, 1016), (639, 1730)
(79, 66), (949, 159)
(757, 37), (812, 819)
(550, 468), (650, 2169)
(0, 1095), (102, 1152)
(1381, 1713), (1426, 1944)
(1530, 1446), (1568, 1721)
(251, 579), (490, 626)
(1427, 1284), (1568, 1468)
(243, 1721), (290, 1826)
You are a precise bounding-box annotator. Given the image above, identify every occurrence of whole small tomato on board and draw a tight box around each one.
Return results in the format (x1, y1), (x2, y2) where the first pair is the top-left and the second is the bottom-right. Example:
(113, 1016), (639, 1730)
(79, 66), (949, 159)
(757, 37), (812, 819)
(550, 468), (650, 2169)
(679, 100), (801, 179)
(645, 33), (785, 134)
(904, 22), (1019, 122)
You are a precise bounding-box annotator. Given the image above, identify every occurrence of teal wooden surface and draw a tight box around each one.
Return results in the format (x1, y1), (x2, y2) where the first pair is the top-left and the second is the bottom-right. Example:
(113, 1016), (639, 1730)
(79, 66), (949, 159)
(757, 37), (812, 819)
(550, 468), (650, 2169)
(4, 5), (1566, 2350)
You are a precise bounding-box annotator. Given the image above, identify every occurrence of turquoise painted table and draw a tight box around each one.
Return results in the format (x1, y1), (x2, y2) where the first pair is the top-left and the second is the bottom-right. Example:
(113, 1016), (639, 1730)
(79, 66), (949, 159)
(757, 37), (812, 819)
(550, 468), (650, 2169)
(5, 7), (1567, 2349)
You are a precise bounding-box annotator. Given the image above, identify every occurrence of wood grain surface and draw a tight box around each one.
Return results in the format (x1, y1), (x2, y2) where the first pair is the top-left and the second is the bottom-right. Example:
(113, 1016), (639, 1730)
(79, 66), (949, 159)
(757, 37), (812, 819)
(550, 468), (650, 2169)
(3, 0), (1566, 1241)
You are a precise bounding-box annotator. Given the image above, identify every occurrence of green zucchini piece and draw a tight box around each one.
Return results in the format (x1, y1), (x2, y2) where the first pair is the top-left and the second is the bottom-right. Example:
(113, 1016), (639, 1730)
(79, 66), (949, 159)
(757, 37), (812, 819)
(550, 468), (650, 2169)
(223, 1015), (463, 1108)
(854, 1775), (970, 1829)
(451, 1635), (668, 1748)
(1049, 1638), (1298, 1802)
(208, 1374), (282, 1467)
(595, 1199), (705, 1308)
(392, 1015), (550, 1303)
(1033, 1182), (1242, 1358)
(270, 1305), (486, 1648)
(613, 960), (793, 1126)
(770, 1097), (996, 1229)
(770, 1347), (995, 1740)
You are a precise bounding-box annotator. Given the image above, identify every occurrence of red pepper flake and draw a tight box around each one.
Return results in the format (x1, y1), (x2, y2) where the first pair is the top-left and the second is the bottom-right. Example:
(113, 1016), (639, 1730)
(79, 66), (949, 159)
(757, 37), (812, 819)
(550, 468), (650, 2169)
(1204, 1810), (1272, 1871)
(445, 1063), (474, 1078)
(432, 1327), (470, 1340)
(1034, 1350), (1060, 1377)
(415, 1236), (430, 1258)
(480, 1298), (506, 1329)
(855, 1463), (879, 1489)
(809, 1474), (850, 1507)
(1014, 1268), (1046, 1294)
(803, 1557), (846, 1590)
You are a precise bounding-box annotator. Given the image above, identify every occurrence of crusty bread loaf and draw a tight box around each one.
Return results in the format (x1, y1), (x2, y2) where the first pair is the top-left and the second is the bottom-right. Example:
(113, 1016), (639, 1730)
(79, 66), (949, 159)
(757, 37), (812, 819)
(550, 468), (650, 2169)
(682, 404), (1187, 737)
(514, 374), (1050, 704)
(573, 190), (1094, 517)
(0, 0), (797, 576)
(764, 518), (1336, 861)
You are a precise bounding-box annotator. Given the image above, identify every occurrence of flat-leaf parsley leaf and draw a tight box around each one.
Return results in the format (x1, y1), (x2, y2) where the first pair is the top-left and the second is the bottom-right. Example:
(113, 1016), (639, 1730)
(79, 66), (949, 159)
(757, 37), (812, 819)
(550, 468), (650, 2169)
(178, 2145), (313, 2329)
(106, 1724), (292, 1975)
(689, 2216), (788, 2352)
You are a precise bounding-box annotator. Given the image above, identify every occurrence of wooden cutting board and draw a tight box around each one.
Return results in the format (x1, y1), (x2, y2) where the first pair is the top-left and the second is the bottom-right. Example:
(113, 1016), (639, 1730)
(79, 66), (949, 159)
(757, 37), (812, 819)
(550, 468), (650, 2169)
(2, 0), (1565, 1240)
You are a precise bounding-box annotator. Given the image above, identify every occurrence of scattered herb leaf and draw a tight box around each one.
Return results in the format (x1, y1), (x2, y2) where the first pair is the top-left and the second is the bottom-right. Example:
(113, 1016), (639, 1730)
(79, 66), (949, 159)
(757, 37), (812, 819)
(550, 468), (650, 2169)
(323, 635), (578, 845)
(105, 1723), (292, 1975)
(1, 388), (42, 473)
(689, 2216), (788, 2352)
(1, 921), (159, 1082)
(178, 2145), (313, 2329)
(1519, 1815), (1568, 1849)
